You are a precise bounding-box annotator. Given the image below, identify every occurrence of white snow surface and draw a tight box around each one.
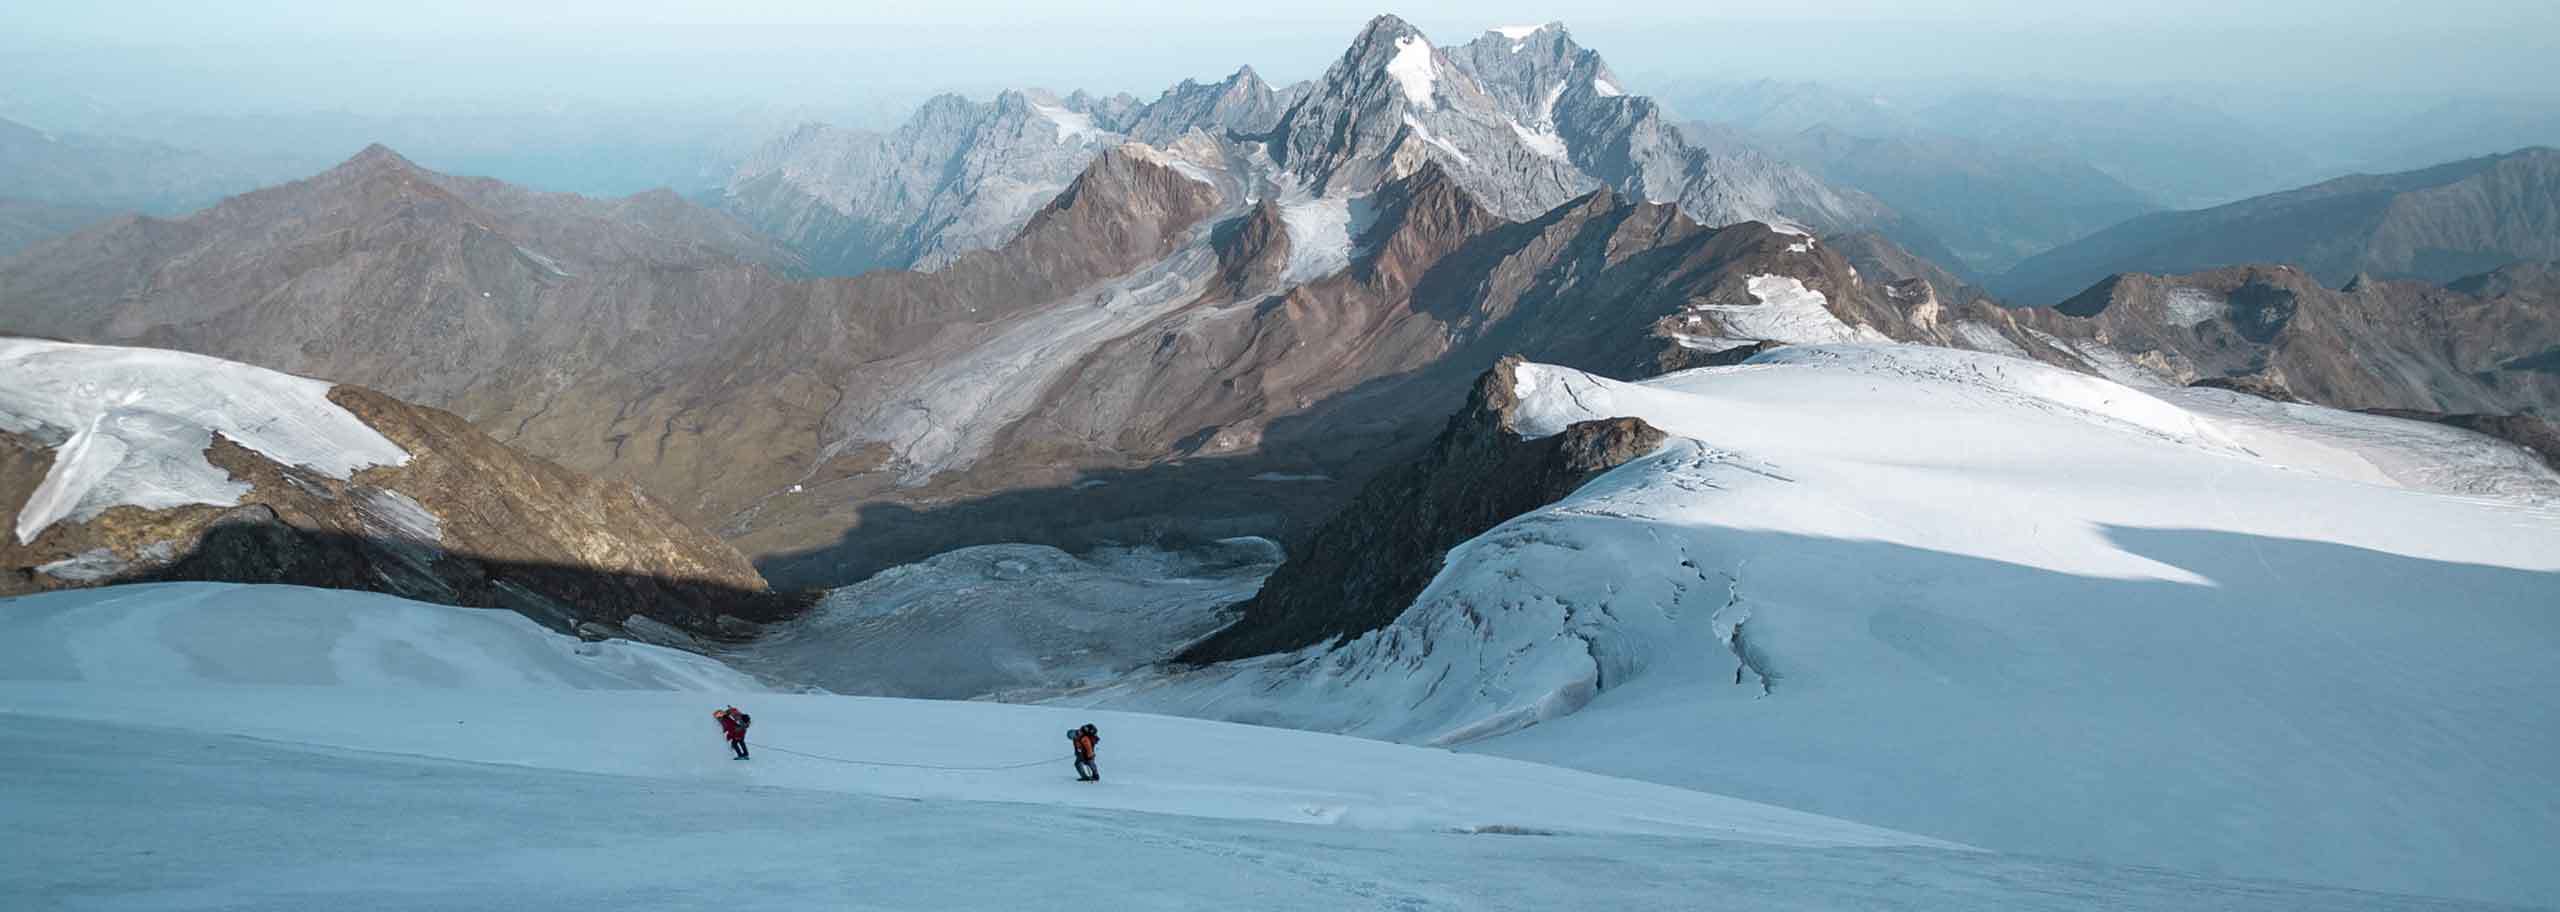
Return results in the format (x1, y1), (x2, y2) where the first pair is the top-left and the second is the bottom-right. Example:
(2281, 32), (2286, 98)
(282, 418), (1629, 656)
(1082, 345), (2560, 906)
(1592, 76), (1624, 98)
(9, 720), (2492, 912)
(0, 583), (759, 692)
(1675, 274), (1894, 351)
(1, 583), (2527, 909)
(0, 340), (410, 544)
(1387, 35), (1438, 110)
(0, 582), (1947, 851)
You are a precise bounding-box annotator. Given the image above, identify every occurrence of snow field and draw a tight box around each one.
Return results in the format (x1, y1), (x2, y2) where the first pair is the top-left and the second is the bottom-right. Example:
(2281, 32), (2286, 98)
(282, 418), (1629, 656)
(7, 720), (2497, 912)
(0, 582), (1946, 848)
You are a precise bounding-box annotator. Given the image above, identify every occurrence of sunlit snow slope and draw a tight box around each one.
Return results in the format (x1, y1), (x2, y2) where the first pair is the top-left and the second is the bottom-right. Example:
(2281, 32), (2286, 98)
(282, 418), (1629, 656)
(1082, 345), (2560, 907)
(0, 583), (1943, 846)
(6, 581), (2513, 911)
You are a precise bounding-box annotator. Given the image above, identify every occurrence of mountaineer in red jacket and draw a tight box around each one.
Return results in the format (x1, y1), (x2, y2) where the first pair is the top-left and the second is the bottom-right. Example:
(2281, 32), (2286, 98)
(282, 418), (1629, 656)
(715, 706), (751, 760)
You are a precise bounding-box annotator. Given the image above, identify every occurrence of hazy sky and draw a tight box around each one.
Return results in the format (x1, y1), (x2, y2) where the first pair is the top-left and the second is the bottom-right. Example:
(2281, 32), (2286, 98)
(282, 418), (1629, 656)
(6, 0), (2554, 125)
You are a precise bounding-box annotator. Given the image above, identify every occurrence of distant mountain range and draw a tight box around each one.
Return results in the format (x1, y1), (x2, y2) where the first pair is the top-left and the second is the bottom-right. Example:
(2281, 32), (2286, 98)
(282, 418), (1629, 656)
(0, 198), (116, 259)
(720, 20), (1948, 278)
(0, 116), (261, 214)
(1733, 122), (2160, 275)
(1672, 80), (2318, 210)
(1993, 147), (2560, 306)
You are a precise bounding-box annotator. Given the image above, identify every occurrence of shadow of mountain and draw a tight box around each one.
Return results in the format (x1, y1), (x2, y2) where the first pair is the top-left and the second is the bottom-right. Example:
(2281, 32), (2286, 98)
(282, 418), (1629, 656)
(754, 448), (1399, 592)
(31, 516), (817, 640)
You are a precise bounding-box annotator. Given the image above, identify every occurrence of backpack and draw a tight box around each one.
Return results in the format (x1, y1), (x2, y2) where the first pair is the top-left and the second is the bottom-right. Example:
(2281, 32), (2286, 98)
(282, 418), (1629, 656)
(734, 711), (751, 730)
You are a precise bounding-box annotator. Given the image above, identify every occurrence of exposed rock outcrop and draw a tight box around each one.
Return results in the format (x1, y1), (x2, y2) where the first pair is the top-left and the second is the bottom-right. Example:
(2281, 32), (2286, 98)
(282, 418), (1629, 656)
(1181, 357), (1663, 662)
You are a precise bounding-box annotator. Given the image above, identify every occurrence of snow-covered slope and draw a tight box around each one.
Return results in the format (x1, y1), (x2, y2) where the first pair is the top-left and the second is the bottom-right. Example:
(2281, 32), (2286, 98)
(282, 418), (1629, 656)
(1080, 345), (2560, 906)
(0, 581), (1940, 846)
(3, 580), (2517, 909)
(9, 723), (2493, 912)
(0, 583), (758, 691)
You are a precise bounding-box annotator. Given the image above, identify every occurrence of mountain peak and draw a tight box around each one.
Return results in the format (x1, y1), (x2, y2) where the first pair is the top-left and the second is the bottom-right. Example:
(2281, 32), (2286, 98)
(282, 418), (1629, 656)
(1354, 13), (1425, 45)
(333, 143), (421, 175)
(1329, 14), (1441, 112)
(1487, 21), (1567, 42)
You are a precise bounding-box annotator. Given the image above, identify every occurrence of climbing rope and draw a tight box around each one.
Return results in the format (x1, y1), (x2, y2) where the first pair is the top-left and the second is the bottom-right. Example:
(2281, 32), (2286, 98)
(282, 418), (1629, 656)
(748, 741), (1058, 772)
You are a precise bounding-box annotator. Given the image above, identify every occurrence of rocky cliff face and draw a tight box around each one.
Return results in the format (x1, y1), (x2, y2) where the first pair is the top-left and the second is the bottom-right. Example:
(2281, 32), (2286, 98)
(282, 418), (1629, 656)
(1181, 357), (1665, 662)
(1995, 147), (2560, 306)
(0, 341), (787, 636)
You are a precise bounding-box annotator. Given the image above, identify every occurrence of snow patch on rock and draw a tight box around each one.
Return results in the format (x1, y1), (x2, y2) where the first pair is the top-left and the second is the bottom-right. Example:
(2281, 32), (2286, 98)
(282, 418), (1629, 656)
(1388, 35), (1439, 110)
(0, 340), (410, 544)
(1508, 119), (1569, 160)
(1674, 275), (1891, 350)
(1029, 101), (1102, 143)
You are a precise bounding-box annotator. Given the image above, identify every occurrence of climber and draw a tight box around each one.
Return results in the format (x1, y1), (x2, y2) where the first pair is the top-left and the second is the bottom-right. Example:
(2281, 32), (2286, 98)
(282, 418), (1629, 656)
(1068, 723), (1100, 782)
(715, 706), (752, 759)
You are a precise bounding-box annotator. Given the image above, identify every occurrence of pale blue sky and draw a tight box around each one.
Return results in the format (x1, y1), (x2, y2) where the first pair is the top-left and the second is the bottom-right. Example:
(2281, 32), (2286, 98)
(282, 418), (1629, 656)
(3, 1), (2553, 125)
